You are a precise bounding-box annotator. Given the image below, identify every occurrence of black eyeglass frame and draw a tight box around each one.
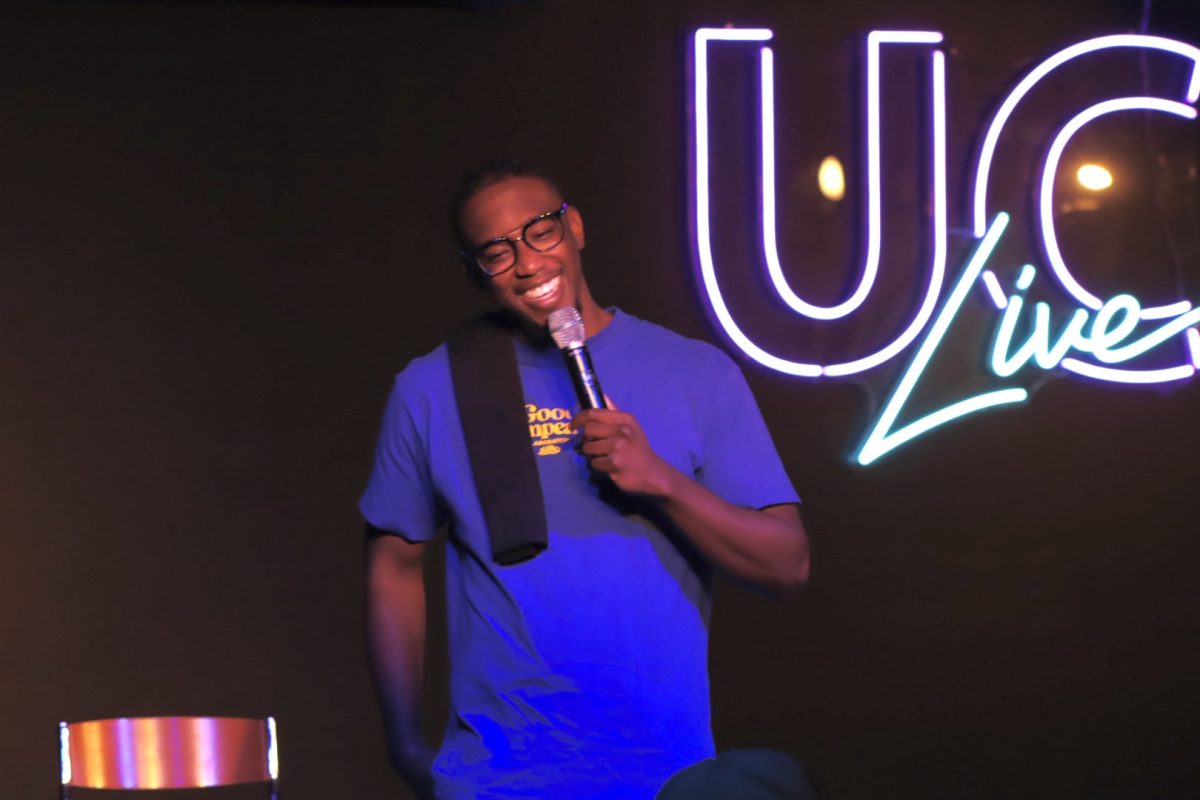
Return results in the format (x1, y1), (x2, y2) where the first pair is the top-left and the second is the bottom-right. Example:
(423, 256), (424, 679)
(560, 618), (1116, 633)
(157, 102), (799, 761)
(460, 203), (570, 278)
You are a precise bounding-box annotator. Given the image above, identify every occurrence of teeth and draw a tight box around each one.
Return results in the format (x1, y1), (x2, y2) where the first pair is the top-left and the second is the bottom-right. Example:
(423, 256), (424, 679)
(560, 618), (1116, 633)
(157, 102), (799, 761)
(525, 276), (560, 300)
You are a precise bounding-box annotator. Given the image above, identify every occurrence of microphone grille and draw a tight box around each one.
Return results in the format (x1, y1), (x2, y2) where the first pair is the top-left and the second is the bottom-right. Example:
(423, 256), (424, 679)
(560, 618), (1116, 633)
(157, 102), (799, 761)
(548, 307), (586, 349)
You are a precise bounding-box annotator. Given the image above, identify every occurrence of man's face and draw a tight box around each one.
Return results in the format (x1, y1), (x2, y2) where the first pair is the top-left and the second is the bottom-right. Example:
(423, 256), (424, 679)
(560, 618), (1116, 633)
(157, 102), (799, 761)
(459, 175), (594, 333)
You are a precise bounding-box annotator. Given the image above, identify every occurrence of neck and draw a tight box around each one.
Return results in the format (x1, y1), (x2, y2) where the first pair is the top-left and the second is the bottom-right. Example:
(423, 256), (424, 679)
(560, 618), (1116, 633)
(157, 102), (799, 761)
(506, 300), (613, 347)
(576, 291), (614, 340)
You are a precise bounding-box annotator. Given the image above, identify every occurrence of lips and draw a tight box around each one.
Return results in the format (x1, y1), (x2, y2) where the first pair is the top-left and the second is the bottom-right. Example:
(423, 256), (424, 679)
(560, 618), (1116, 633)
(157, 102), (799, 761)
(521, 275), (563, 308)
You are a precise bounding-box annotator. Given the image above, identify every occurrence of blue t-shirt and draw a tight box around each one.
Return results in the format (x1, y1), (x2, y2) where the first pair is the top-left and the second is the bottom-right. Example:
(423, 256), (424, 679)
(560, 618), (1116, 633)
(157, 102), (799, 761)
(360, 310), (799, 799)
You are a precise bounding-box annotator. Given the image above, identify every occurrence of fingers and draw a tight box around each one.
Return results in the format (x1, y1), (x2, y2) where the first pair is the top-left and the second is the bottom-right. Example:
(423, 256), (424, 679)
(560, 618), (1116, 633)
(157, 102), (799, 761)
(579, 437), (619, 457)
(571, 408), (632, 435)
(583, 455), (615, 473)
(571, 407), (616, 427)
(571, 402), (641, 479)
(574, 419), (621, 440)
(578, 423), (634, 473)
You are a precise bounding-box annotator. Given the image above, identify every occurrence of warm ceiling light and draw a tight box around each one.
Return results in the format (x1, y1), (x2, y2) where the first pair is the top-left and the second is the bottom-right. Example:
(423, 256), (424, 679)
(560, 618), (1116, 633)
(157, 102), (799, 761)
(818, 155), (845, 201)
(1076, 163), (1113, 191)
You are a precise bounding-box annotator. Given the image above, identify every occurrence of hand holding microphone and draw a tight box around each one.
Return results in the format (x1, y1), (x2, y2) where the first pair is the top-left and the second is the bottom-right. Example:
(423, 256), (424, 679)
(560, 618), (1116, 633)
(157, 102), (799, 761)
(548, 307), (676, 498)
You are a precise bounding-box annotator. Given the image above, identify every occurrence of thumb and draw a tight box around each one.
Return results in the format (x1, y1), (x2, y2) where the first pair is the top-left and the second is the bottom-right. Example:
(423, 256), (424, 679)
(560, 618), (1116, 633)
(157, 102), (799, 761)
(603, 394), (619, 411)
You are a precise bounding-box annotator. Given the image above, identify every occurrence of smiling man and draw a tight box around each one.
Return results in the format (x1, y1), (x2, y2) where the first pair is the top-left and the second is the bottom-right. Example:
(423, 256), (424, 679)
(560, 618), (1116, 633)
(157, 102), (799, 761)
(360, 159), (809, 800)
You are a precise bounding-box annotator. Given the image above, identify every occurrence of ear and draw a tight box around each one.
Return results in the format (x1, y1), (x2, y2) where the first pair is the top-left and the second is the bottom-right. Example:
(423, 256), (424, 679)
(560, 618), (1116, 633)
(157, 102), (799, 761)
(566, 205), (585, 250)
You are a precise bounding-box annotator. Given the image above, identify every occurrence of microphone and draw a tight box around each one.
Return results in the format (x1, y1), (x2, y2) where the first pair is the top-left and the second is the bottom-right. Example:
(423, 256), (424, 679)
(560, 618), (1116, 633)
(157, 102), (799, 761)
(547, 306), (606, 410)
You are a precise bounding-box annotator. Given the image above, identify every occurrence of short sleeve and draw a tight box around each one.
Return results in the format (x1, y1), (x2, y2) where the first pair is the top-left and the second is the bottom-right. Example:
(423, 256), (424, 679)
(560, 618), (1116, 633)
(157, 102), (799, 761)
(695, 355), (800, 510)
(359, 373), (443, 542)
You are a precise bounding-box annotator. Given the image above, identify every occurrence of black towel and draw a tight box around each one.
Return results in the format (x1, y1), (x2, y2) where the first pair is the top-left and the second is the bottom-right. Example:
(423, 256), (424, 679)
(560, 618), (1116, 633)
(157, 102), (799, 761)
(447, 313), (548, 565)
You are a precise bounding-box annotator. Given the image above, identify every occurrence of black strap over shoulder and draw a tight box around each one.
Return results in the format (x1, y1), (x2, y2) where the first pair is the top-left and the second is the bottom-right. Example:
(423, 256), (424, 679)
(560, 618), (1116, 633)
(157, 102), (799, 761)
(447, 313), (548, 566)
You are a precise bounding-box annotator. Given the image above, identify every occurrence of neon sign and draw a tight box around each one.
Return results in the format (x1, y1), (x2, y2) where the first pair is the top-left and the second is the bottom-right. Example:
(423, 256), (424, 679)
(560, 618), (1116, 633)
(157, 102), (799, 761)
(689, 27), (1200, 465)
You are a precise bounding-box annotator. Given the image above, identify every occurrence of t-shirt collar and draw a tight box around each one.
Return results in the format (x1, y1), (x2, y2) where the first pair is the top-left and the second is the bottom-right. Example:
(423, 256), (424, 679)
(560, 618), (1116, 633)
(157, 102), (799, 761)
(513, 307), (626, 367)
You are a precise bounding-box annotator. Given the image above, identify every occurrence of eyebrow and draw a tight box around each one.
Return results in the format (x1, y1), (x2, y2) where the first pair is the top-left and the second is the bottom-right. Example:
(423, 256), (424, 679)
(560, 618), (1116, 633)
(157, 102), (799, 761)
(478, 203), (566, 245)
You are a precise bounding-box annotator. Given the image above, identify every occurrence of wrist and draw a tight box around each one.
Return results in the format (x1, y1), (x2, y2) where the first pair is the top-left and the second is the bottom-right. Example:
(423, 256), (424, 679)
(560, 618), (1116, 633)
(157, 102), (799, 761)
(647, 460), (687, 503)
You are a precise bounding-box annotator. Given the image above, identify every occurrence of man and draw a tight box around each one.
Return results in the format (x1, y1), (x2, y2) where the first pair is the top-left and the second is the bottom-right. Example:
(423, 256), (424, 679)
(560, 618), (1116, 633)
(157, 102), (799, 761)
(361, 159), (809, 800)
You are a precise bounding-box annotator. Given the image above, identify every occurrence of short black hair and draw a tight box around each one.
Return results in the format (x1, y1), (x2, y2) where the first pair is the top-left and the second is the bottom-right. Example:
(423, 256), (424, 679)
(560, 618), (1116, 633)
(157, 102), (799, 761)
(450, 157), (564, 251)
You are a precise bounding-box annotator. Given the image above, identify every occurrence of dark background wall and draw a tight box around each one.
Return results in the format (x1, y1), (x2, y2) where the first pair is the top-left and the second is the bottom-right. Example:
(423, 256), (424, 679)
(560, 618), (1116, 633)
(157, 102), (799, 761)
(3, 1), (1199, 798)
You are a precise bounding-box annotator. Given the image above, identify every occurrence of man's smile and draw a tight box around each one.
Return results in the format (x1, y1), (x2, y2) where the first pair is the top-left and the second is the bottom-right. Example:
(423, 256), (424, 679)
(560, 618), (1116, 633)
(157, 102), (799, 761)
(522, 275), (563, 306)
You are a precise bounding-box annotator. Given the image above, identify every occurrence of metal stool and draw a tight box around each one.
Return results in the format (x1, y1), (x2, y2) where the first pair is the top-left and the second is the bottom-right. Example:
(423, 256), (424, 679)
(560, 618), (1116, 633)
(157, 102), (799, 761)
(59, 716), (279, 798)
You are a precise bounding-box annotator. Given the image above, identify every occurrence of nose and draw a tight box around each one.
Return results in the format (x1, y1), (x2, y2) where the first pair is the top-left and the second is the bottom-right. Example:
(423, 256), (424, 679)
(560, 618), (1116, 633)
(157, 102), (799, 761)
(512, 238), (545, 277)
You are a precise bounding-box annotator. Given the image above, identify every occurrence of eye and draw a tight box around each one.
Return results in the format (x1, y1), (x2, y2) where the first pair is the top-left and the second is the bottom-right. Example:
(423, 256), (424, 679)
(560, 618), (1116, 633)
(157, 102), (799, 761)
(479, 245), (511, 266)
(526, 220), (556, 241)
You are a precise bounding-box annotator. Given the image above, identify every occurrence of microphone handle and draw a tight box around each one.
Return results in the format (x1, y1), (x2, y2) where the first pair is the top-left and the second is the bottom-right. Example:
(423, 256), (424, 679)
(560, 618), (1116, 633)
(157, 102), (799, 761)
(563, 344), (605, 410)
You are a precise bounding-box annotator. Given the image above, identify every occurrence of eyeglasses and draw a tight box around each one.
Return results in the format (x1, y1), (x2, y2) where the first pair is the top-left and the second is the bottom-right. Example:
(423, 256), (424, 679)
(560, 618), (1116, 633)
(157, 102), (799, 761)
(462, 203), (569, 278)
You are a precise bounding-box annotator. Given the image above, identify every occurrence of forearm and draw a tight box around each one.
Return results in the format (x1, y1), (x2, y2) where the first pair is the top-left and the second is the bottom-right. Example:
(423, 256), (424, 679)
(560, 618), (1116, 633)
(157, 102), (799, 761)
(655, 467), (809, 598)
(365, 538), (436, 795)
(571, 406), (808, 597)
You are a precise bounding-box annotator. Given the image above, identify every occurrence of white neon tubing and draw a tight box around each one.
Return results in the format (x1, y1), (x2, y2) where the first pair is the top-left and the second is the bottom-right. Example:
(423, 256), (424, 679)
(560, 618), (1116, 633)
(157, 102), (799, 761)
(860, 389), (1029, 465)
(1188, 328), (1200, 367)
(1086, 293), (1141, 359)
(760, 30), (942, 320)
(693, 29), (822, 375)
(990, 298), (1090, 377)
(857, 213), (1027, 466)
(1100, 305), (1200, 362)
(972, 34), (1200, 238)
(1038, 97), (1197, 319)
(1060, 358), (1195, 383)
(1033, 305), (1091, 369)
(694, 28), (947, 377)
(1016, 263), (1037, 291)
(59, 722), (71, 785)
(267, 716), (279, 780)
(989, 289), (1196, 379)
(981, 270), (1008, 309)
(824, 43), (948, 376)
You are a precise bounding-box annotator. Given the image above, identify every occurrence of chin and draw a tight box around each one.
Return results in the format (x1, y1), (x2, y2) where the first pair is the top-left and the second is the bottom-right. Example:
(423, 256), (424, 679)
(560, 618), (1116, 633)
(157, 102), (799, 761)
(494, 306), (552, 343)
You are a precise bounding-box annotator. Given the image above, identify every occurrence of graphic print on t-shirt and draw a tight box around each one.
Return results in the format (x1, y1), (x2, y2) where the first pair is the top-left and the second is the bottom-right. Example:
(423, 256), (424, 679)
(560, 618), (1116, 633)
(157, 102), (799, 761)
(526, 402), (574, 456)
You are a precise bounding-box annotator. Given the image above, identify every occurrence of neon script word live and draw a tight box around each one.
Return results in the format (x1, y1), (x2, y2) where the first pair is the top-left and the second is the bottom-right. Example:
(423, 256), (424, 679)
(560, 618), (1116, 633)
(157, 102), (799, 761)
(690, 28), (1200, 465)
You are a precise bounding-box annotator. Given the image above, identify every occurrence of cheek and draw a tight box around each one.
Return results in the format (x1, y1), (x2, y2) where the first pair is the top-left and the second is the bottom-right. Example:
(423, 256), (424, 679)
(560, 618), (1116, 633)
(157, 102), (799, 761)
(486, 278), (517, 303)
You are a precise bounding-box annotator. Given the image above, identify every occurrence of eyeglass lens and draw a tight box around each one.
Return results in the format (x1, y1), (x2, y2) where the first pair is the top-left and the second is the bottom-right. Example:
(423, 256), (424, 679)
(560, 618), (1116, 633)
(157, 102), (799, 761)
(476, 211), (565, 275)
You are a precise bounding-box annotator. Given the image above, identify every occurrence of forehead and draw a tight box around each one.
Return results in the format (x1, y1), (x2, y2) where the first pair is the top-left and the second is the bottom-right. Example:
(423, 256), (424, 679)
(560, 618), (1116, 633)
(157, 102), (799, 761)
(460, 175), (562, 244)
